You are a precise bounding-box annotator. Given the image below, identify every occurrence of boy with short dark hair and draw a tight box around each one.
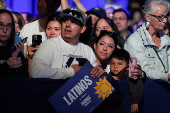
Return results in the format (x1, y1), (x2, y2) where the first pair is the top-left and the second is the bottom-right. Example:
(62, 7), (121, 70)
(108, 49), (143, 113)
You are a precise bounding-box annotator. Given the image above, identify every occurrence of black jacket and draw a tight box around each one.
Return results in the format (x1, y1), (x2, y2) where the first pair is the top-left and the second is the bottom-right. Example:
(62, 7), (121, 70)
(0, 46), (28, 78)
(92, 74), (125, 113)
(108, 70), (143, 104)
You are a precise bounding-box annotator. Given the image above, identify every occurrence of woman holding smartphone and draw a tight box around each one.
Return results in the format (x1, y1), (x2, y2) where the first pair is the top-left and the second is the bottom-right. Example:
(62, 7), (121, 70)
(27, 13), (61, 77)
(0, 9), (28, 78)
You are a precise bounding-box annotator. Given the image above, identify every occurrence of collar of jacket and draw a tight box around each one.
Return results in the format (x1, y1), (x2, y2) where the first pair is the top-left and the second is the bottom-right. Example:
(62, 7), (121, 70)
(136, 23), (170, 49)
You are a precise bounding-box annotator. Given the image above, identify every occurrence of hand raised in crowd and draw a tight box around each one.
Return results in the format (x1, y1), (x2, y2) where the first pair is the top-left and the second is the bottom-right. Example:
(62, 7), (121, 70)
(12, 40), (26, 57)
(91, 66), (105, 78)
(28, 44), (38, 59)
(71, 64), (82, 74)
(6, 57), (22, 68)
(73, 0), (81, 4)
(131, 103), (138, 113)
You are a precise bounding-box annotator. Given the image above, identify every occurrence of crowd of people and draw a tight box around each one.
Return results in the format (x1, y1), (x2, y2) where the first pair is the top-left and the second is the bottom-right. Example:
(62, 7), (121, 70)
(0, 0), (170, 112)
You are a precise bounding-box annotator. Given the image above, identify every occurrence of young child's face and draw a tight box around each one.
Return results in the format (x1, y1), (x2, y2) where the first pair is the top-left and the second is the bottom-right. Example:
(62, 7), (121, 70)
(110, 58), (128, 74)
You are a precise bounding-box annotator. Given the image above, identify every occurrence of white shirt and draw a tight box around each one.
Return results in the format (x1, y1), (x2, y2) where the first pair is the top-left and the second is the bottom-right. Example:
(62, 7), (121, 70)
(19, 20), (47, 47)
(31, 35), (97, 79)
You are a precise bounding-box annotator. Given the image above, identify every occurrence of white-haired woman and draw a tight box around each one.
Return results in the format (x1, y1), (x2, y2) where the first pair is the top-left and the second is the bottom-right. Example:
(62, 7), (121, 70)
(124, 0), (170, 82)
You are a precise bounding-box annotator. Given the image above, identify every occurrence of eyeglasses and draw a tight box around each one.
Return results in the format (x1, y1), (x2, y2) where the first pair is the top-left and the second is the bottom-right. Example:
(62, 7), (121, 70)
(113, 17), (127, 22)
(149, 14), (170, 22)
(63, 10), (84, 24)
(0, 23), (12, 30)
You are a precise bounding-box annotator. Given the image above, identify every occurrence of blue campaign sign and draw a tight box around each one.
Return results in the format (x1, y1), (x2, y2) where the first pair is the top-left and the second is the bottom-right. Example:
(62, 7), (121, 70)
(48, 62), (115, 113)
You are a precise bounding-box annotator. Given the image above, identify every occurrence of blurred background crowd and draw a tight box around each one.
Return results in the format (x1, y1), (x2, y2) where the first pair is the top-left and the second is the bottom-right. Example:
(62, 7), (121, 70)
(4, 0), (147, 31)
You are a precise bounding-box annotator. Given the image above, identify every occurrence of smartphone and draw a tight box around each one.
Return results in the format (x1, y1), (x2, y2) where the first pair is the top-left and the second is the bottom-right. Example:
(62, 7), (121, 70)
(10, 37), (28, 54)
(32, 35), (42, 47)
(129, 58), (137, 78)
(21, 37), (28, 42)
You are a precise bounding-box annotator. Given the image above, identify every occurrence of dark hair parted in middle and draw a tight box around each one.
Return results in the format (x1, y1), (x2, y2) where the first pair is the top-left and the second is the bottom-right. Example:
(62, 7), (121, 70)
(88, 17), (123, 50)
(95, 30), (118, 50)
(45, 12), (61, 29)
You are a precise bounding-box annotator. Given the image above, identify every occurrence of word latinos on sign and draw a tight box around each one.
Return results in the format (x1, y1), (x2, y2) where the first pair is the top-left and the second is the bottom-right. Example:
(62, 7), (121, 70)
(63, 75), (93, 105)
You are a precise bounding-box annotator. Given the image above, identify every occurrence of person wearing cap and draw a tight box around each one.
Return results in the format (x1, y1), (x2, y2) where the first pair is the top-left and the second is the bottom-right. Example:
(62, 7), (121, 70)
(86, 7), (107, 27)
(30, 7), (104, 79)
(79, 7), (107, 44)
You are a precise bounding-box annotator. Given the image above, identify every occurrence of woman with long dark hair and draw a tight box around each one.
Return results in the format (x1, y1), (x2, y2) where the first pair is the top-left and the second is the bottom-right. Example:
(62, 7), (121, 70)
(0, 9), (28, 78)
(88, 17), (124, 50)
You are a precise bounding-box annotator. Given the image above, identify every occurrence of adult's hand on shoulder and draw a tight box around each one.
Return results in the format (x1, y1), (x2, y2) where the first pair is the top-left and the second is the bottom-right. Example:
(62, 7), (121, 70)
(91, 66), (104, 78)
(6, 57), (22, 68)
